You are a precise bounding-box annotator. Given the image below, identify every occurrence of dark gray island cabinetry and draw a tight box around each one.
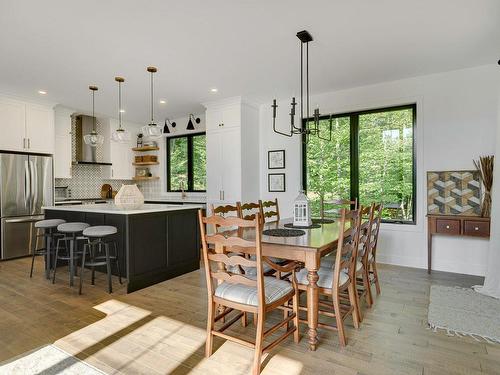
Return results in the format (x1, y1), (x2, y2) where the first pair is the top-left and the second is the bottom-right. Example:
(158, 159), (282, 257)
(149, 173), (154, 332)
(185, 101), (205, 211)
(43, 204), (201, 293)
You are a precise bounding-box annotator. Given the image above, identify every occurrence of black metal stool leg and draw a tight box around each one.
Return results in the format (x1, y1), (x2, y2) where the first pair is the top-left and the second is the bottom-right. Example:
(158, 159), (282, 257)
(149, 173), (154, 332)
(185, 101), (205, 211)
(29, 227), (39, 278)
(105, 242), (112, 293)
(79, 243), (88, 295)
(113, 242), (122, 284)
(52, 238), (62, 284)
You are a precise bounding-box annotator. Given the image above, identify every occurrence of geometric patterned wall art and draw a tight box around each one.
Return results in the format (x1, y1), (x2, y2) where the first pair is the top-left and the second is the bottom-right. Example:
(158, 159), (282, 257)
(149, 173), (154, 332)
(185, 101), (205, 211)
(427, 170), (481, 216)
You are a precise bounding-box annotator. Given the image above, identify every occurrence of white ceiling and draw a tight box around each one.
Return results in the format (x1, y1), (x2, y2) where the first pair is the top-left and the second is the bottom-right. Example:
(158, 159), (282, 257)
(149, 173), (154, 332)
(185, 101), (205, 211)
(1, 0), (499, 123)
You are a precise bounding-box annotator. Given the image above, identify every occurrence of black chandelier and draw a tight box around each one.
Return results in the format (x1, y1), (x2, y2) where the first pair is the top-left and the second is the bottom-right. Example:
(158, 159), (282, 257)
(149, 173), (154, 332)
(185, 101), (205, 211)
(272, 30), (332, 141)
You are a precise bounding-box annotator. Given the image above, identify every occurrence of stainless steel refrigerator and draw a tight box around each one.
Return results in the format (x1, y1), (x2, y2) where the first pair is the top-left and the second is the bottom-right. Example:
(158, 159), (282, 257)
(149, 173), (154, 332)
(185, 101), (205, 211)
(0, 153), (53, 260)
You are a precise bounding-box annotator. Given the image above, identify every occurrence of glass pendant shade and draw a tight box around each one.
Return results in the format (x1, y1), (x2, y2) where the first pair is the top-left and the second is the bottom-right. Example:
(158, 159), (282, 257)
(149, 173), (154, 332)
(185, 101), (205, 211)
(84, 85), (104, 147)
(142, 66), (162, 139)
(84, 130), (104, 147)
(112, 76), (131, 143)
(141, 123), (163, 138)
(111, 128), (132, 142)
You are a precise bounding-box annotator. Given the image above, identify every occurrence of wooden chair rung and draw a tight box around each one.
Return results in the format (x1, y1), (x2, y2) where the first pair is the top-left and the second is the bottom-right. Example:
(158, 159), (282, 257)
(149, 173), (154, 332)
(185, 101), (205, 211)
(264, 313), (296, 338)
(212, 330), (255, 349)
(215, 307), (234, 322)
(263, 327), (296, 353)
(218, 311), (244, 333)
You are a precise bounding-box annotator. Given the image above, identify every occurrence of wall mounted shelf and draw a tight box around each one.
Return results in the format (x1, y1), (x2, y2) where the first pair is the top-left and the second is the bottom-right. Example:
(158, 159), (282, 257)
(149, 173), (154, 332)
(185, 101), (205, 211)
(133, 161), (159, 166)
(132, 146), (159, 152)
(133, 176), (160, 181)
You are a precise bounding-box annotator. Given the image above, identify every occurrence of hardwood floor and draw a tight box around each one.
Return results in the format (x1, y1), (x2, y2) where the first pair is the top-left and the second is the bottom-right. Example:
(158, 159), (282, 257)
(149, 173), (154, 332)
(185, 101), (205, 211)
(0, 257), (498, 374)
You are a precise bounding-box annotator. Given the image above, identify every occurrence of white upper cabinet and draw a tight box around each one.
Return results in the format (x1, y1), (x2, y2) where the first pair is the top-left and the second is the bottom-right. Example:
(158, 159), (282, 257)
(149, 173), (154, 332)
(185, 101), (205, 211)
(204, 97), (258, 208)
(0, 98), (26, 152)
(26, 103), (54, 154)
(205, 103), (241, 131)
(0, 96), (54, 154)
(106, 119), (135, 180)
(54, 107), (73, 178)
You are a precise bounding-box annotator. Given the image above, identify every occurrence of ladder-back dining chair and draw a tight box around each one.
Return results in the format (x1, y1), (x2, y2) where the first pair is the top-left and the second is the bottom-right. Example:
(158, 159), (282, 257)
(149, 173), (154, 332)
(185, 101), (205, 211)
(321, 197), (358, 219)
(295, 208), (362, 346)
(258, 198), (280, 223)
(198, 211), (300, 374)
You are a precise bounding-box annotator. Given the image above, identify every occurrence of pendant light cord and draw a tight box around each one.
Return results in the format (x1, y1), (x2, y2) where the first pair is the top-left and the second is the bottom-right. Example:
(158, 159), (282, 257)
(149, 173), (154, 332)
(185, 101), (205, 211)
(118, 81), (122, 129)
(150, 71), (154, 124)
(92, 89), (96, 132)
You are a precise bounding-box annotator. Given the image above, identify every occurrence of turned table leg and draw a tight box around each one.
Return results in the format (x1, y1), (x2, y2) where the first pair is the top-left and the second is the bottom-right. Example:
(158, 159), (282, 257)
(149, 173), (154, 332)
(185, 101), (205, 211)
(306, 268), (319, 351)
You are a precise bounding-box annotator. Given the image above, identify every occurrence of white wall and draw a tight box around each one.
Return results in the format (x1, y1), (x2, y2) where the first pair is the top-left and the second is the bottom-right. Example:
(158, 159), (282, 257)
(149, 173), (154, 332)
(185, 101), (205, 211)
(259, 64), (500, 276)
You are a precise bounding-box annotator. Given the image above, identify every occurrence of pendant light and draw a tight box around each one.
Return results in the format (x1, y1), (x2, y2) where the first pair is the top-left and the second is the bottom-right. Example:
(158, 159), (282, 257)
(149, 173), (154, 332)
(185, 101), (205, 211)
(271, 30), (332, 142)
(111, 76), (131, 143)
(186, 114), (200, 131)
(84, 85), (104, 147)
(141, 66), (162, 138)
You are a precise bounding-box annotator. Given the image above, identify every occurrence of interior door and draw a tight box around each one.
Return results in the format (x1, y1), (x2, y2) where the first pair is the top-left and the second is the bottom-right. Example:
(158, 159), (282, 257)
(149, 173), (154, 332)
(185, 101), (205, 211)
(29, 155), (53, 215)
(0, 153), (30, 217)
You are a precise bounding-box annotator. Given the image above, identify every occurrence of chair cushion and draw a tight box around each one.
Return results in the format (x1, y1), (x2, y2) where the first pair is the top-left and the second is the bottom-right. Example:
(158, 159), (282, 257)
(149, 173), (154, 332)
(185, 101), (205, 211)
(242, 262), (273, 276)
(35, 219), (66, 228)
(214, 276), (293, 306)
(83, 225), (117, 237)
(320, 257), (335, 268)
(295, 267), (349, 289)
(356, 260), (363, 272)
(57, 222), (90, 233)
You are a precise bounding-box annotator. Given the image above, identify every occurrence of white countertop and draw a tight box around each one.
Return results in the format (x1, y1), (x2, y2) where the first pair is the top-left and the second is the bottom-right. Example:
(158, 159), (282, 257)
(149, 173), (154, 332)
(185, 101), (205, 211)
(144, 197), (207, 204)
(43, 203), (203, 215)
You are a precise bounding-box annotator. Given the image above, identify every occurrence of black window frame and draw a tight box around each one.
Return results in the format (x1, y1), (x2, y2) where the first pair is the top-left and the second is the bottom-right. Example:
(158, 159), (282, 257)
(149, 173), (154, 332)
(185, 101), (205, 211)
(166, 131), (206, 192)
(302, 104), (417, 225)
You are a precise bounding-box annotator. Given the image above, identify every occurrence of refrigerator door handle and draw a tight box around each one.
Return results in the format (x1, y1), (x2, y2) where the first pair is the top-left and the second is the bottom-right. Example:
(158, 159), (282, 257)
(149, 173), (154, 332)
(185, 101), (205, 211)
(4, 217), (40, 224)
(24, 160), (31, 210)
(29, 160), (37, 214)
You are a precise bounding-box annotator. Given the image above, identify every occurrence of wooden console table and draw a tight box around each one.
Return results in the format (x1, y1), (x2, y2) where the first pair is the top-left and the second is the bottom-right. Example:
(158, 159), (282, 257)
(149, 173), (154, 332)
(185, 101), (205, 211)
(427, 214), (490, 273)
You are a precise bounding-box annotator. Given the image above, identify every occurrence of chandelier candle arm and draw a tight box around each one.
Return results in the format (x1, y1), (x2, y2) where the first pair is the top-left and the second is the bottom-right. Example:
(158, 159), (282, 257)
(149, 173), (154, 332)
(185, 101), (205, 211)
(271, 30), (331, 141)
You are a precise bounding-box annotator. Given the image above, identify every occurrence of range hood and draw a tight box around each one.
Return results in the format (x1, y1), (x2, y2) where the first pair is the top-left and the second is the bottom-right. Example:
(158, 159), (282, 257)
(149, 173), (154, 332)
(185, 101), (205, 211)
(73, 115), (112, 166)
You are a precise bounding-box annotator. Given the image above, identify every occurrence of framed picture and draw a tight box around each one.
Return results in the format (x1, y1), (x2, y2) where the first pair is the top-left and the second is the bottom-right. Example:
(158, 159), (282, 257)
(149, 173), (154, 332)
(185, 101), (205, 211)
(268, 149), (285, 169)
(268, 173), (286, 192)
(427, 170), (481, 216)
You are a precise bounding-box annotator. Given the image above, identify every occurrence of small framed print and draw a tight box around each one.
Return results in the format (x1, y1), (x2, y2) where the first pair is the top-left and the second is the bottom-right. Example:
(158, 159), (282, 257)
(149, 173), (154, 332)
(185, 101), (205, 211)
(268, 149), (285, 169)
(268, 173), (286, 192)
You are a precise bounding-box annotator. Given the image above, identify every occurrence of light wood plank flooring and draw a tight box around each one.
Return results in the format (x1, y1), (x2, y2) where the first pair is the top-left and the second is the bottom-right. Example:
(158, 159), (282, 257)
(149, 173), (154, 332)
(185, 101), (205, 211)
(0, 257), (498, 374)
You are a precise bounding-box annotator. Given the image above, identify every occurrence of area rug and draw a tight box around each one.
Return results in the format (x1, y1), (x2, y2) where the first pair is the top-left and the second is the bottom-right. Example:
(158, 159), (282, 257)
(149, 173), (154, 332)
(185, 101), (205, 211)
(0, 345), (106, 374)
(428, 285), (500, 344)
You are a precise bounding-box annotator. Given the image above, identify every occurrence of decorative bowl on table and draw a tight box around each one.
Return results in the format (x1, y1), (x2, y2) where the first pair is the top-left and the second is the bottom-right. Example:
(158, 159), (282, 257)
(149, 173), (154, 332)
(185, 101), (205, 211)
(114, 184), (144, 210)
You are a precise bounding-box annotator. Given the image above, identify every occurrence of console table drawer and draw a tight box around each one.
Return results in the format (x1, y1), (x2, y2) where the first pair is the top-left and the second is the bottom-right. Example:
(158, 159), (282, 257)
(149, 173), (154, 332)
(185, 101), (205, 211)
(464, 220), (490, 237)
(435, 219), (460, 235)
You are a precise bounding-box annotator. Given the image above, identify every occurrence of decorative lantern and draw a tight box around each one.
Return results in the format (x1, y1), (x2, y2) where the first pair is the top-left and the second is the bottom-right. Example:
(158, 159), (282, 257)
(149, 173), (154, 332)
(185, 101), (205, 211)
(114, 184), (144, 210)
(293, 190), (312, 227)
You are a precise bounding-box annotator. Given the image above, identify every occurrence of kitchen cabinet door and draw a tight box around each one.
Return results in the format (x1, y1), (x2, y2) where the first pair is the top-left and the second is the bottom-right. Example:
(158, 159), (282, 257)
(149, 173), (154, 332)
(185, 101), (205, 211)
(0, 98), (26, 152)
(205, 129), (223, 201)
(54, 134), (72, 178)
(26, 104), (54, 154)
(220, 127), (241, 202)
(54, 110), (72, 178)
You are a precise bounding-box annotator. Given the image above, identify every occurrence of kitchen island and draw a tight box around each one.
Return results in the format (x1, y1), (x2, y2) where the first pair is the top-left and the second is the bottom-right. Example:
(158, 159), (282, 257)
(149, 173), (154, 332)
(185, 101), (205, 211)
(43, 203), (202, 293)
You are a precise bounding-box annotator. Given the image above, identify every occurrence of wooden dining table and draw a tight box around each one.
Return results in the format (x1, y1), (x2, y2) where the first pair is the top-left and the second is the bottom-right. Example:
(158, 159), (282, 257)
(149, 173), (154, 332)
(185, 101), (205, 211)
(235, 218), (343, 351)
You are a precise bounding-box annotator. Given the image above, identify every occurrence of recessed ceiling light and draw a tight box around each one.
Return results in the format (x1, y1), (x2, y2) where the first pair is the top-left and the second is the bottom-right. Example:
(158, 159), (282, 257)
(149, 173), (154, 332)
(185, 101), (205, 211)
(159, 99), (167, 104)
(210, 88), (218, 93)
(119, 109), (125, 113)
(38, 90), (47, 95)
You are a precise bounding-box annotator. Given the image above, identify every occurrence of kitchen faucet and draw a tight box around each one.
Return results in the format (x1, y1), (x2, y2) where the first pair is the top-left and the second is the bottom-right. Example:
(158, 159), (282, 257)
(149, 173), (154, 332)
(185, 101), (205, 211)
(180, 180), (187, 199)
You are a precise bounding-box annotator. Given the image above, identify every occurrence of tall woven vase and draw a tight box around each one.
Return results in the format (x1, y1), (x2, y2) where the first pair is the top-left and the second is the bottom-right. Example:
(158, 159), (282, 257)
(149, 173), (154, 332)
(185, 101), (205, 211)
(474, 156), (494, 218)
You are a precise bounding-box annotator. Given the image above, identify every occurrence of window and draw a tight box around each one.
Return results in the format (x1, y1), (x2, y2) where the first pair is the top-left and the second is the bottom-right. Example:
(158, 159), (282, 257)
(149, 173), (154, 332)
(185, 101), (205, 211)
(303, 104), (416, 224)
(167, 132), (206, 192)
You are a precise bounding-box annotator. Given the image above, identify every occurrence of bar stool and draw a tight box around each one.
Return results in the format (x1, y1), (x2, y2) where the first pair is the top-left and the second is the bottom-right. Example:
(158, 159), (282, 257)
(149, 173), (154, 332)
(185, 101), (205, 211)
(30, 219), (66, 279)
(53, 222), (90, 287)
(79, 225), (122, 294)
